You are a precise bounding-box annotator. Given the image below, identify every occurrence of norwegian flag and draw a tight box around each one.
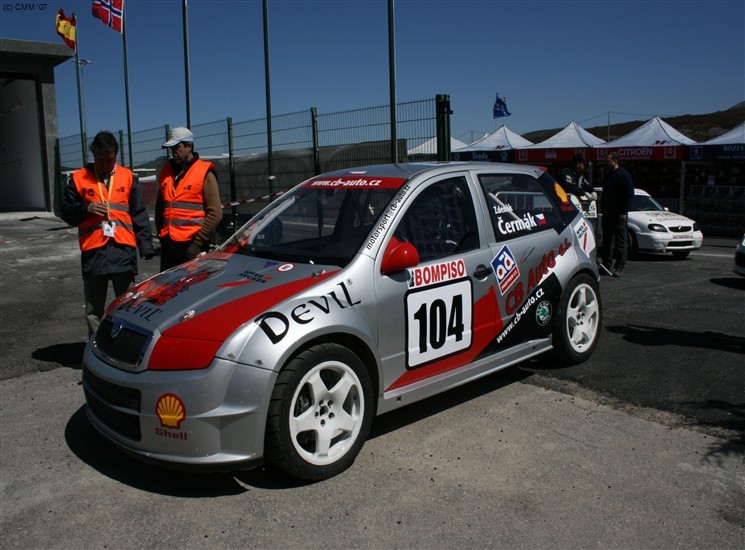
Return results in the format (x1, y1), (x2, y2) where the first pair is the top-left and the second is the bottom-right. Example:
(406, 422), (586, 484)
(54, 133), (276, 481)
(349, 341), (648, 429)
(92, 0), (124, 33)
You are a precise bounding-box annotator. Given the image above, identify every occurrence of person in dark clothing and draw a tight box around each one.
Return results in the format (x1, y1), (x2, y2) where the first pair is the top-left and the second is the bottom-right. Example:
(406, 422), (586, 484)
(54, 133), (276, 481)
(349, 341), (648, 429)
(600, 152), (635, 277)
(61, 131), (154, 336)
(155, 127), (223, 271)
(559, 153), (598, 232)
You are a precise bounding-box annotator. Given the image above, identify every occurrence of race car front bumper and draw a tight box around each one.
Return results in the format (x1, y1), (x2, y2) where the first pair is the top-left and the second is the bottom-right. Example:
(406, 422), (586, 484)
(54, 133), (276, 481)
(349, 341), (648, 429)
(82, 347), (277, 470)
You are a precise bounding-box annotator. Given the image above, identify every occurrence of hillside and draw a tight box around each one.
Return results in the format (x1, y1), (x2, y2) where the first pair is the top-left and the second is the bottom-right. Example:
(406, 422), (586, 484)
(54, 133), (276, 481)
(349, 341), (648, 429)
(522, 103), (745, 144)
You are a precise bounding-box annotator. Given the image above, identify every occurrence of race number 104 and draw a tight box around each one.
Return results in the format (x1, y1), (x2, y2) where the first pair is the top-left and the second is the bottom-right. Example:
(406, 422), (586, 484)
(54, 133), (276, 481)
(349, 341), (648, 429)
(405, 279), (473, 368)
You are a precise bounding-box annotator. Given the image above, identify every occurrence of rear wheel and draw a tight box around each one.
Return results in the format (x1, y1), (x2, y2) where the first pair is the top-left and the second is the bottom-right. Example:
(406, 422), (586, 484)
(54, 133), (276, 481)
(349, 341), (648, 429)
(553, 274), (602, 364)
(265, 343), (373, 480)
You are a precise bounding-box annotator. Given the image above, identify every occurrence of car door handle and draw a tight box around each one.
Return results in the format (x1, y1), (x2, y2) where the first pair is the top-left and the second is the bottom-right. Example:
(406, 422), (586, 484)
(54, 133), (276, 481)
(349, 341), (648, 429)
(473, 265), (492, 280)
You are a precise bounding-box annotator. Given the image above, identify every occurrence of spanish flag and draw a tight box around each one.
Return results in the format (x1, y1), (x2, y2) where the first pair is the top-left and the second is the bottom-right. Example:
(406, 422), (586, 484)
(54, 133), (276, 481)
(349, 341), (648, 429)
(56, 9), (76, 50)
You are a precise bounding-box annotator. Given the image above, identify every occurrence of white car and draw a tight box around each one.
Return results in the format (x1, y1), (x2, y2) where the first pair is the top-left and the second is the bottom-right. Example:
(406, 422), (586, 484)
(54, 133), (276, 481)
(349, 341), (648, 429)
(597, 188), (703, 259)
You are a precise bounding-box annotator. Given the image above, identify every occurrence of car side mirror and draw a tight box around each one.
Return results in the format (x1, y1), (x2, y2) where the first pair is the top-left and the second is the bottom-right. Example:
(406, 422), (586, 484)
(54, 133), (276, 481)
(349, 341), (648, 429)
(381, 238), (419, 274)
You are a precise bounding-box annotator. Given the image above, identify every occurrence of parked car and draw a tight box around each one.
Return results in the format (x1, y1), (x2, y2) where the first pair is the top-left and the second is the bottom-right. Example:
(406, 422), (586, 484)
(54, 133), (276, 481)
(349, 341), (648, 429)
(734, 233), (745, 277)
(596, 188), (703, 259)
(83, 163), (602, 480)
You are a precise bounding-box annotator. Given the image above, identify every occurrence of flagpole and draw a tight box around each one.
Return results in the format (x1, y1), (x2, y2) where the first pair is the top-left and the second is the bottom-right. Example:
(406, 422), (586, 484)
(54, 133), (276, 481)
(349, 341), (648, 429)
(121, 7), (134, 169)
(388, 0), (398, 163)
(263, 0), (273, 189)
(72, 14), (87, 165)
(182, 0), (192, 128)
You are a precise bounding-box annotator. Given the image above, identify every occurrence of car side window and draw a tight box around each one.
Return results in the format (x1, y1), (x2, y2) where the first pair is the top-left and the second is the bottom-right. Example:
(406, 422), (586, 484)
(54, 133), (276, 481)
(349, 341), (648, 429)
(478, 174), (562, 242)
(395, 177), (479, 263)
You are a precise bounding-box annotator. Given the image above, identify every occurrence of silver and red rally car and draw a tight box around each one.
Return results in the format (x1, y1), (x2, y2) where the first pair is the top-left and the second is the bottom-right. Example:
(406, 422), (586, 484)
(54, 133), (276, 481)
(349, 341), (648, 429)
(83, 162), (602, 480)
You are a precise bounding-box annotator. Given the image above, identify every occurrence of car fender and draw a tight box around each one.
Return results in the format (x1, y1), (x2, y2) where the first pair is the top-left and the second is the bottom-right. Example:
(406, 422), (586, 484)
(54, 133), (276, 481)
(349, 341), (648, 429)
(219, 278), (380, 376)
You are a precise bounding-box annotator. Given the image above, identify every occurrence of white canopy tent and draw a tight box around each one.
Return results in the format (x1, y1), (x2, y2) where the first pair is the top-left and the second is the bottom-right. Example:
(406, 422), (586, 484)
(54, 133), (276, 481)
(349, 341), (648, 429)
(702, 122), (745, 145)
(407, 136), (468, 157)
(521, 121), (605, 150)
(453, 125), (533, 152)
(514, 121), (604, 163)
(596, 116), (696, 152)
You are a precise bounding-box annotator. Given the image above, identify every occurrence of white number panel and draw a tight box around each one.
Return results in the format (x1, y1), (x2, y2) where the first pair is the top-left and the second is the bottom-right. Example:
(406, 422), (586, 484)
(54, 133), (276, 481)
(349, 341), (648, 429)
(405, 279), (473, 368)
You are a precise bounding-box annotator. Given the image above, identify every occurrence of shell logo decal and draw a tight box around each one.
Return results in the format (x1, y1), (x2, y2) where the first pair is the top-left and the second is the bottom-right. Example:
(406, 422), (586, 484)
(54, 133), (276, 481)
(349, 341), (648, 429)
(156, 393), (186, 429)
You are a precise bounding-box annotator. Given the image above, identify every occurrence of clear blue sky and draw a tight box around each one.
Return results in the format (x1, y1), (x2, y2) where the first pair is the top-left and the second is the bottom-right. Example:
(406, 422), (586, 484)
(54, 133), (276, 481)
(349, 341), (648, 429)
(2, 0), (743, 143)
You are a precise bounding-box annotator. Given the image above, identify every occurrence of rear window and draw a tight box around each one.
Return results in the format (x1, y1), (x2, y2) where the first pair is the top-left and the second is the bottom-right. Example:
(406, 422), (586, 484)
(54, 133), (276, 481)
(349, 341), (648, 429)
(478, 173), (562, 241)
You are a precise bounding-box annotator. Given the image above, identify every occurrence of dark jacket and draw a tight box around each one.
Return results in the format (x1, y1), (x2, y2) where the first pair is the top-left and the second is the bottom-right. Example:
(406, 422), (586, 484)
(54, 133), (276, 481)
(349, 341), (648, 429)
(61, 165), (154, 278)
(559, 166), (593, 196)
(602, 166), (635, 215)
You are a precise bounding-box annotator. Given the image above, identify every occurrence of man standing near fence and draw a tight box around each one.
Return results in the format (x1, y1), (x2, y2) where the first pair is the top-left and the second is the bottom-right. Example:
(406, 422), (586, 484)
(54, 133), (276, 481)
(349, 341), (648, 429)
(61, 131), (155, 337)
(156, 127), (223, 271)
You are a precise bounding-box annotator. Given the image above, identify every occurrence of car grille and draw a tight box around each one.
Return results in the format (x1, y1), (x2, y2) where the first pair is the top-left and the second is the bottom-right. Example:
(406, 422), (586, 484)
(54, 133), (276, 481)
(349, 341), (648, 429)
(668, 241), (693, 248)
(83, 367), (142, 441)
(669, 225), (693, 233)
(736, 251), (745, 268)
(94, 318), (151, 369)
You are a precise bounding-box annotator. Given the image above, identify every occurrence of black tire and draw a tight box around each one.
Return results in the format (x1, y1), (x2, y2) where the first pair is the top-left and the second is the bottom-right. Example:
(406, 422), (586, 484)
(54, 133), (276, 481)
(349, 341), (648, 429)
(552, 273), (602, 365)
(627, 231), (638, 259)
(672, 250), (690, 259)
(264, 343), (373, 480)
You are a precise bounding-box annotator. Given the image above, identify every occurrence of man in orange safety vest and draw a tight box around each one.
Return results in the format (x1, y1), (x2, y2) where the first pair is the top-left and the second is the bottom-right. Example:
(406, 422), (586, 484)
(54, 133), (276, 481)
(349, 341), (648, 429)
(61, 131), (154, 336)
(156, 127), (223, 271)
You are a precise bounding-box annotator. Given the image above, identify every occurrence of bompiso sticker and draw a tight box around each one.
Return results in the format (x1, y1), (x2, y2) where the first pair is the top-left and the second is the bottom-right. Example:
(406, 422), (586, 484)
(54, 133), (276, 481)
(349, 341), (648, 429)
(535, 300), (552, 326)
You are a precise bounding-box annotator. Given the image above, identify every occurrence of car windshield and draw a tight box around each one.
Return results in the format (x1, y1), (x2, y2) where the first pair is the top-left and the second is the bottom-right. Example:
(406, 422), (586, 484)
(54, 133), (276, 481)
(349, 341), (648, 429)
(631, 194), (665, 212)
(220, 183), (401, 267)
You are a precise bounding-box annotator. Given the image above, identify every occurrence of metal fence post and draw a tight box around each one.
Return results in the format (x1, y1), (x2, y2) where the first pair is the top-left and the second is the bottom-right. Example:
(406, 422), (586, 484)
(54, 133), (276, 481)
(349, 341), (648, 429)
(436, 94), (452, 162)
(118, 130), (125, 166)
(311, 107), (321, 175)
(227, 117), (237, 232)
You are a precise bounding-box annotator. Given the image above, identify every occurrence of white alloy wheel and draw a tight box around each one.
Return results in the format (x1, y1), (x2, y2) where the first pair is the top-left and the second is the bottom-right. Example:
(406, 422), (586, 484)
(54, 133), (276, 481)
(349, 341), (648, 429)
(289, 360), (365, 466)
(553, 274), (602, 364)
(265, 343), (373, 480)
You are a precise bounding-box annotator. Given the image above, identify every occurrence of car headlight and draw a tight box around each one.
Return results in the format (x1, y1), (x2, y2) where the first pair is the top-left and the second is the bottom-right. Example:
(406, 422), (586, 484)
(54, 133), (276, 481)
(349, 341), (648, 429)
(693, 222), (700, 232)
(647, 223), (668, 233)
(740, 234), (745, 247)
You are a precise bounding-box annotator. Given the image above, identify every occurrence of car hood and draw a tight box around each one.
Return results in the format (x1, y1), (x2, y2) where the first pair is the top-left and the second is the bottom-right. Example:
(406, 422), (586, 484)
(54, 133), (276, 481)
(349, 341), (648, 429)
(631, 211), (696, 227)
(107, 251), (340, 338)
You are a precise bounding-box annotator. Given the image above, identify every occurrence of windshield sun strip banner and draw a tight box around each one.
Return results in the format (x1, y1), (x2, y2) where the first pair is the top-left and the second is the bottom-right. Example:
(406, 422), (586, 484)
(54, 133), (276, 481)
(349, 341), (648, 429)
(302, 176), (408, 189)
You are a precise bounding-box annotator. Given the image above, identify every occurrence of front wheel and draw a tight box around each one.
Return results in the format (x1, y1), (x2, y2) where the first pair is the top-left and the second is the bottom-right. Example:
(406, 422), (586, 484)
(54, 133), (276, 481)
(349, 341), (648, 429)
(265, 343), (373, 480)
(552, 274), (602, 364)
(672, 250), (690, 259)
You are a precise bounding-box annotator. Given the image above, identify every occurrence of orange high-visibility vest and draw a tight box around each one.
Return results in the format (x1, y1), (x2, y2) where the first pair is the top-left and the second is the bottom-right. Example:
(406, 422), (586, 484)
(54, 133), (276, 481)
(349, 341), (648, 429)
(72, 166), (137, 251)
(158, 160), (214, 242)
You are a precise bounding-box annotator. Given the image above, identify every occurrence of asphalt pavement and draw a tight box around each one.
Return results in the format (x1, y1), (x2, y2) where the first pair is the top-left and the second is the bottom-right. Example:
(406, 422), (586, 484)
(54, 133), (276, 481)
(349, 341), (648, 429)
(1, 212), (743, 548)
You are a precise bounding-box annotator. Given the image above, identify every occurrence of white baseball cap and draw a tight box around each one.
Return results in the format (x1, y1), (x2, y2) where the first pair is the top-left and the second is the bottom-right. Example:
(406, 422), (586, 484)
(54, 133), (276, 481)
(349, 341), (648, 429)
(162, 127), (194, 148)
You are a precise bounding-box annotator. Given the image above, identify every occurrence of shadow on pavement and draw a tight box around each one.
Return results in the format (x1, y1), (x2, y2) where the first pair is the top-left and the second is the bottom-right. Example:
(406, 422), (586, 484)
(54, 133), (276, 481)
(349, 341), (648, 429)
(65, 406), (314, 493)
(711, 277), (745, 290)
(32, 342), (86, 369)
(369, 367), (533, 440)
(606, 324), (745, 354)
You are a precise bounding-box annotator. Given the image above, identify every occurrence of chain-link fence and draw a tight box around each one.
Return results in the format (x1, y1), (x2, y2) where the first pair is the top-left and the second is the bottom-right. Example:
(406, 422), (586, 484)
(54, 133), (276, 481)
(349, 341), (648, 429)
(58, 96), (447, 236)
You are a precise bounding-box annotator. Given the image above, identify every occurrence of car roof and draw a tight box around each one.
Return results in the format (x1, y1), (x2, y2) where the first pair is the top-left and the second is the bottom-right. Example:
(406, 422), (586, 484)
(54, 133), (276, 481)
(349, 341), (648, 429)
(315, 162), (548, 181)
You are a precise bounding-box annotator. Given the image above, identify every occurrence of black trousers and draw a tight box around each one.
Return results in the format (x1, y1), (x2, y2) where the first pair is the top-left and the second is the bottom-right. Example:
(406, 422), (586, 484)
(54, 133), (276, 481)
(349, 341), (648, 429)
(159, 236), (197, 271)
(600, 214), (628, 270)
